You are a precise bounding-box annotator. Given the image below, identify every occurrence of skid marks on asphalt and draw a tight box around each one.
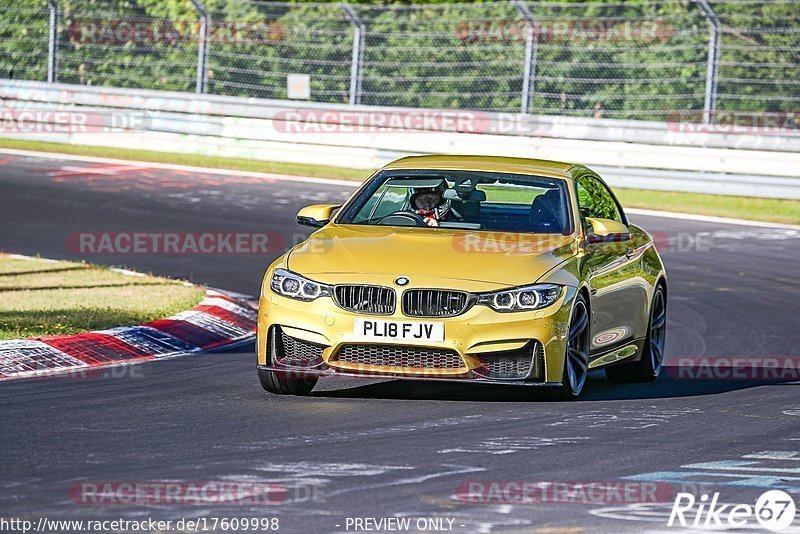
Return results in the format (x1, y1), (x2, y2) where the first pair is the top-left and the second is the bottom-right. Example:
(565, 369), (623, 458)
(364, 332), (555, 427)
(236, 461), (491, 523)
(208, 462), (418, 517)
(218, 413), (536, 453)
(545, 407), (702, 430)
(254, 462), (414, 477)
(438, 436), (588, 456)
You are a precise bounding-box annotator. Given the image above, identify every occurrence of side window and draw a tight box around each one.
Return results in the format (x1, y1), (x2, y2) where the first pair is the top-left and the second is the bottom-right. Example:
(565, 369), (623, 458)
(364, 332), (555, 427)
(576, 176), (623, 223)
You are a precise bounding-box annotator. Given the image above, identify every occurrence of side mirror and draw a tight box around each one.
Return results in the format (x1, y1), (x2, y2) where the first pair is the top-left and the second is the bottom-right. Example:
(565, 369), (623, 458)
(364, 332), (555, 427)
(585, 217), (630, 244)
(296, 204), (340, 228)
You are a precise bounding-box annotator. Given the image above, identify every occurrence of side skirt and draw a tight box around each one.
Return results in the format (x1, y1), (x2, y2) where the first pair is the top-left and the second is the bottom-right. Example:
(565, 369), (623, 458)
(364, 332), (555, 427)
(588, 338), (646, 370)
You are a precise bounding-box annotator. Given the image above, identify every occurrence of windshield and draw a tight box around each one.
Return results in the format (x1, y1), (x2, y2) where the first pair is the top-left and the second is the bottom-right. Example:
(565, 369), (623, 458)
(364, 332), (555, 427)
(337, 170), (573, 234)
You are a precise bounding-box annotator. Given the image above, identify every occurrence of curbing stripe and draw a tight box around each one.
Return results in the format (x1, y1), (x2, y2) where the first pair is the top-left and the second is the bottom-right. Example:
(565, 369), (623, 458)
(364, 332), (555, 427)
(193, 305), (258, 331)
(0, 288), (257, 381)
(141, 318), (230, 349)
(42, 333), (153, 365)
(97, 326), (198, 356)
(0, 340), (88, 376)
(173, 310), (253, 342)
(201, 296), (257, 317)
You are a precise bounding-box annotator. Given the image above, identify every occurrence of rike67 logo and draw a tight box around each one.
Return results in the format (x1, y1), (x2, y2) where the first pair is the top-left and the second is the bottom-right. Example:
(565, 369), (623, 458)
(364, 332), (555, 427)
(668, 490), (797, 531)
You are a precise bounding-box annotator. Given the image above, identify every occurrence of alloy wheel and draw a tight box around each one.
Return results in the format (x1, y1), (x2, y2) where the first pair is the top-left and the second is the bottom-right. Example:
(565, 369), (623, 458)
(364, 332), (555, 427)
(649, 289), (667, 375)
(567, 299), (590, 395)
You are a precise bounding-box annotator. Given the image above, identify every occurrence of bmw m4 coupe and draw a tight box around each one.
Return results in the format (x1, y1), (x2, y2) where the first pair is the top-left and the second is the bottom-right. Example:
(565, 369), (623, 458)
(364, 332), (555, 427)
(257, 155), (667, 399)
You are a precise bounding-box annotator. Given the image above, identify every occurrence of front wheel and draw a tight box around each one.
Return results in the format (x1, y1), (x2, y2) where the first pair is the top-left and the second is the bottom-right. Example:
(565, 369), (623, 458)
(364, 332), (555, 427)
(548, 294), (590, 400)
(258, 368), (317, 396)
(606, 285), (666, 383)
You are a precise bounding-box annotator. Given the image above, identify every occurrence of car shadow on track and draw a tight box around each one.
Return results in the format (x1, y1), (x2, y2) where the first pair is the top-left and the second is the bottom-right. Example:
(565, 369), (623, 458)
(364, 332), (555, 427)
(312, 371), (799, 403)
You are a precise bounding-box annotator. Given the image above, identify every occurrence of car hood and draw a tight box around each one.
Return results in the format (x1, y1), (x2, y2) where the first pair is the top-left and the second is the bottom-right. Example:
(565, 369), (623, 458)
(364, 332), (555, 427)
(286, 224), (579, 287)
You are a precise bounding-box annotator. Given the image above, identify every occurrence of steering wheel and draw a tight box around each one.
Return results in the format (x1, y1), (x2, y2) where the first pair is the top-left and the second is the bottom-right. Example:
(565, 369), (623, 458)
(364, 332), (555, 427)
(378, 211), (428, 227)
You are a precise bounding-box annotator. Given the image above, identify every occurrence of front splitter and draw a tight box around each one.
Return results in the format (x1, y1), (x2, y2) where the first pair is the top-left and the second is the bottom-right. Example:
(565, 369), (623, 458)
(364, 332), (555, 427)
(257, 365), (562, 387)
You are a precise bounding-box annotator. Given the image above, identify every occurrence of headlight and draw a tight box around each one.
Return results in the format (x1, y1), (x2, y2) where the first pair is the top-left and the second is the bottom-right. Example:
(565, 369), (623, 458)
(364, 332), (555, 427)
(270, 268), (330, 301)
(476, 284), (562, 312)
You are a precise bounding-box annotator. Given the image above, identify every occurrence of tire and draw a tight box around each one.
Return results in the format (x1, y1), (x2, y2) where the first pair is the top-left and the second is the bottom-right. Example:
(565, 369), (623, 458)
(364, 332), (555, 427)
(547, 293), (590, 400)
(258, 368), (317, 396)
(606, 285), (667, 383)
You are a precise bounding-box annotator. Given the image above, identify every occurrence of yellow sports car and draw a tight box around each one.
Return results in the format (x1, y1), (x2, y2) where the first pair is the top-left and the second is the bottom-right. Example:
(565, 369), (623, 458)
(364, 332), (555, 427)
(257, 155), (667, 399)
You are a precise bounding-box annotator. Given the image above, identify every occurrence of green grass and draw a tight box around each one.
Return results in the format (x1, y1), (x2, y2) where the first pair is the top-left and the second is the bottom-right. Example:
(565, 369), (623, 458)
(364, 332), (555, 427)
(0, 255), (205, 341)
(1, 138), (798, 225)
(615, 189), (800, 225)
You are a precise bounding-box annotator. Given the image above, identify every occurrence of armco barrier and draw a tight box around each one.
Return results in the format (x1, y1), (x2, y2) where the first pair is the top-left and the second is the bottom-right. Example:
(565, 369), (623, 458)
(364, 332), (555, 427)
(1, 80), (799, 199)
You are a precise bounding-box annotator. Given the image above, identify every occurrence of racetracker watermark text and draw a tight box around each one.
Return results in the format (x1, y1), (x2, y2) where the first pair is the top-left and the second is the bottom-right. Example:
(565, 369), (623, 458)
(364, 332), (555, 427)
(67, 18), (286, 46)
(456, 18), (674, 44)
(68, 232), (285, 254)
(0, 109), (150, 134)
(455, 480), (674, 505)
(665, 357), (800, 381)
(69, 480), (324, 505)
(666, 111), (800, 135)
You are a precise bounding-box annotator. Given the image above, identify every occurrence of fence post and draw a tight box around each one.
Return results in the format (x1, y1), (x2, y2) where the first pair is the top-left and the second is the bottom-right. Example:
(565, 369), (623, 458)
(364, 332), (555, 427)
(46, 0), (58, 83)
(693, 0), (720, 125)
(514, 0), (537, 115)
(189, 0), (210, 94)
(341, 3), (365, 106)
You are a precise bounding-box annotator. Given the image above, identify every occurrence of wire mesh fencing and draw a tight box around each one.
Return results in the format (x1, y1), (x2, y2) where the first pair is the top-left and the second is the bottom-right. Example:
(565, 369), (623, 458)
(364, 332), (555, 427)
(0, 0), (797, 124)
(711, 0), (799, 114)
(0, 1), (50, 82)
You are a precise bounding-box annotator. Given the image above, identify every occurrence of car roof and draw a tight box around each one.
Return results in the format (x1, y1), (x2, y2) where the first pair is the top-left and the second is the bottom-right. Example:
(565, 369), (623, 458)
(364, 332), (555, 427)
(382, 155), (576, 179)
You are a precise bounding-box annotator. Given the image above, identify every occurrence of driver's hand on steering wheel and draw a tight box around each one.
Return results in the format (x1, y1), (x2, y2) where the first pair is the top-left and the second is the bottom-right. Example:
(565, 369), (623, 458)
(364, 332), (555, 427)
(422, 216), (440, 227)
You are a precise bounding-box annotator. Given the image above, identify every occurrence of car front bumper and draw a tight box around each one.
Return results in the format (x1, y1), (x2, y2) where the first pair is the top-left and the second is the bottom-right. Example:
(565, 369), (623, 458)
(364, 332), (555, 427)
(257, 281), (577, 385)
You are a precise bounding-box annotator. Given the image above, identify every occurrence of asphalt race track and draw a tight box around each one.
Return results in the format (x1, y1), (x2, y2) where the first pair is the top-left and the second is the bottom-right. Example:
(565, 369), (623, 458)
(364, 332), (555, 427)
(2, 151), (800, 533)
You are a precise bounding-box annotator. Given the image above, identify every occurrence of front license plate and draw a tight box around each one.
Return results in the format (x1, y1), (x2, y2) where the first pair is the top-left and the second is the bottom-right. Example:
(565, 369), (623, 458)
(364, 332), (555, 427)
(353, 319), (444, 343)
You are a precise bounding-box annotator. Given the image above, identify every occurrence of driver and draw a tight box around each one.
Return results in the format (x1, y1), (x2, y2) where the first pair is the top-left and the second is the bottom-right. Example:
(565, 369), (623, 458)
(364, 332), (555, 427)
(410, 186), (451, 227)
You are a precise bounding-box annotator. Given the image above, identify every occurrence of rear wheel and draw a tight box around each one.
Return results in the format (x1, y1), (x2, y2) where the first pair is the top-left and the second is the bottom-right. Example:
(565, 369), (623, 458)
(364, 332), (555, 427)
(258, 368), (317, 396)
(606, 285), (666, 383)
(548, 294), (590, 400)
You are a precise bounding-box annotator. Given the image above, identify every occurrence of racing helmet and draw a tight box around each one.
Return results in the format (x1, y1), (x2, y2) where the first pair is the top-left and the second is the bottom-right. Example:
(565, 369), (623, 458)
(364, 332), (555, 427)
(410, 184), (448, 212)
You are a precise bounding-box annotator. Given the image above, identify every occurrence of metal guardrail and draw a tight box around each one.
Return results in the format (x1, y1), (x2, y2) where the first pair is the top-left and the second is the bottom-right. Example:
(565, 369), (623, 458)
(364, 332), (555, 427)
(0, 80), (799, 199)
(2, 80), (798, 152)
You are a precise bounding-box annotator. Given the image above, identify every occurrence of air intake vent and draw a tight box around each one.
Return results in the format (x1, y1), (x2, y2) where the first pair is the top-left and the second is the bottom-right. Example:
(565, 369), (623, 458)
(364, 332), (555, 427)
(268, 326), (326, 368)
(473, 341), (544, 381)
(333, 344), (465, 370)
